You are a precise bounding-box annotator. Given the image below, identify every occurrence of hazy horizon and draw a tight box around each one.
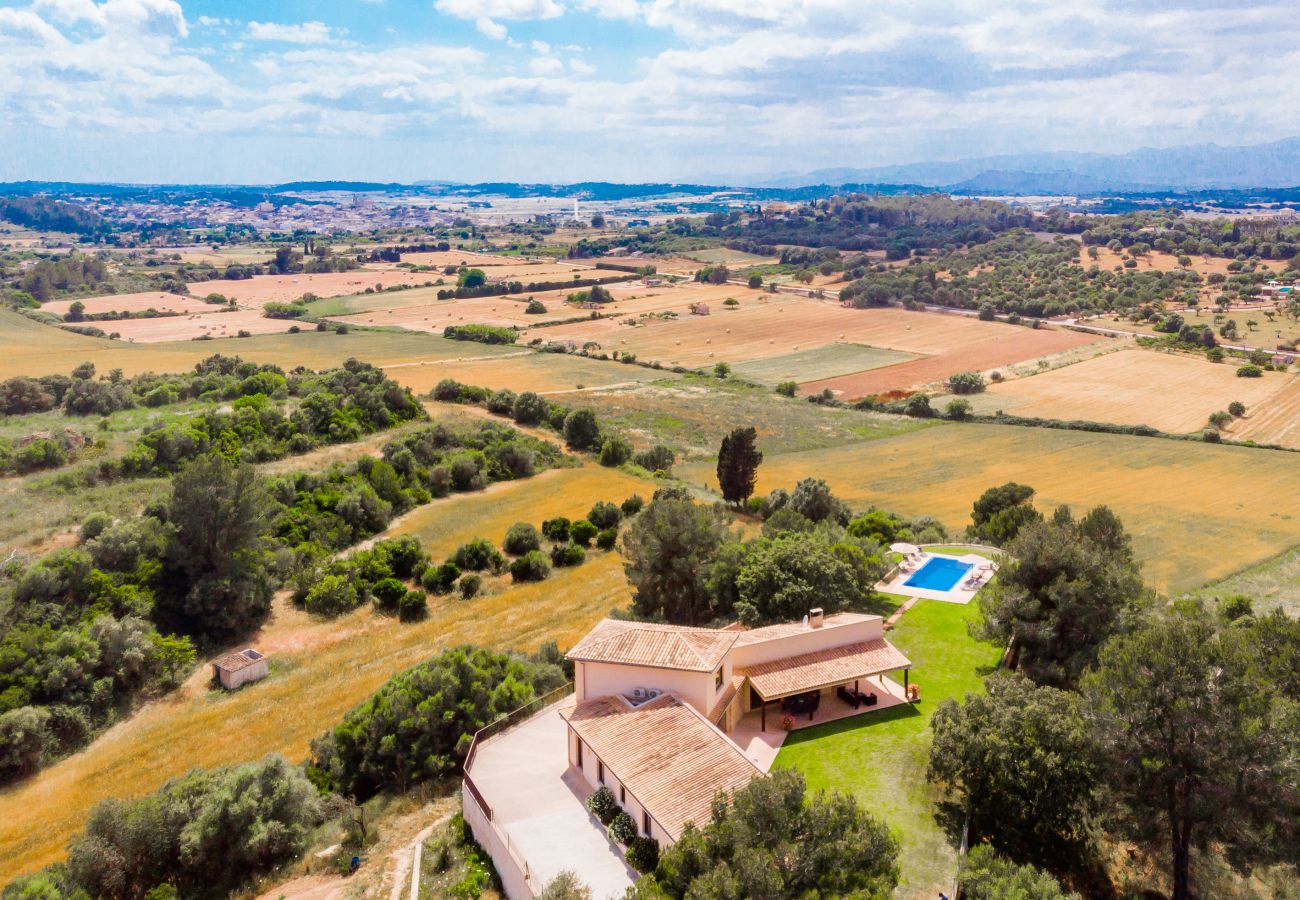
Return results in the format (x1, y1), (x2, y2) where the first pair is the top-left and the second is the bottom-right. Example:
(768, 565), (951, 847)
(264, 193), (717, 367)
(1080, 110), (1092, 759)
(2, 0), (1298, 184)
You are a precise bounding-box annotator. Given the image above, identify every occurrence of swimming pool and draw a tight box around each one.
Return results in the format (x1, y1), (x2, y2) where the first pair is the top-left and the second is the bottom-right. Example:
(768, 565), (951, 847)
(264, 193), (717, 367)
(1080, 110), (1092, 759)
(903, 556), (974, 592)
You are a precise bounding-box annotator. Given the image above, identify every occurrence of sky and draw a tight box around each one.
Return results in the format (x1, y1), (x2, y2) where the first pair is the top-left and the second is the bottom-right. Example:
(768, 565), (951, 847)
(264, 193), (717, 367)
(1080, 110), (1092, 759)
(0, 0), (1298, 184)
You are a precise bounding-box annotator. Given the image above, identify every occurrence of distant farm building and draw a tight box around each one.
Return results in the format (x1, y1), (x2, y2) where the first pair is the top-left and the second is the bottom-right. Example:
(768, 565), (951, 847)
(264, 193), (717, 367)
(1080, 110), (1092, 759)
(692, 303), (711, 316)
(213, 649), (269, 690)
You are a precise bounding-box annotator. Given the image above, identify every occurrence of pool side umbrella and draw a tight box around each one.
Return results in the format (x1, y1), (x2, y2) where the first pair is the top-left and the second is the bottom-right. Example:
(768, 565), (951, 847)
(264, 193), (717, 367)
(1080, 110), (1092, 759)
(890, 542), (920, 556)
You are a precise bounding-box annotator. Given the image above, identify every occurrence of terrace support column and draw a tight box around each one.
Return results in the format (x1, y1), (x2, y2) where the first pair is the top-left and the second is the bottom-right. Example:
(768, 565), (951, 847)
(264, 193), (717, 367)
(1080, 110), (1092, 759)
(761, 700), (766, 732)
(904, 668), (909, 694)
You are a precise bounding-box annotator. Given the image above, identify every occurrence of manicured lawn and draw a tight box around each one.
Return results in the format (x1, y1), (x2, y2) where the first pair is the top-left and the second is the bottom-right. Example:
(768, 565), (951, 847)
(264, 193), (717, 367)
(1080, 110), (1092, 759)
(773, 600), (1003, 899)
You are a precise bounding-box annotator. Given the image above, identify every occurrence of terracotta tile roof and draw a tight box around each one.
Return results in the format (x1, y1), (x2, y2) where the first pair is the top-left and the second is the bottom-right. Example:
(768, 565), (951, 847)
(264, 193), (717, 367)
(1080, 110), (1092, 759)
(213, 649), (264, 673)
(561, 693), (760, 840)
(567, 619), (738, 672)
(731, 612), (875, 646)
(741, 638), (911, 699)
(708, 673), (746, 723)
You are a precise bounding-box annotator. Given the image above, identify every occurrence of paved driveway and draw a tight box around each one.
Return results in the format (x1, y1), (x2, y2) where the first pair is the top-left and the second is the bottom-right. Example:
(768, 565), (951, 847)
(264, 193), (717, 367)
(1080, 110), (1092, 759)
(471, 702), (637, 898)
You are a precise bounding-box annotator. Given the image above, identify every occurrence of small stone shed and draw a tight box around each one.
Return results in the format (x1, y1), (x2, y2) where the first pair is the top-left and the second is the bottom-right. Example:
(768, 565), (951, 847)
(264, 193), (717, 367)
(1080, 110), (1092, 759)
(213, 648), (269, 690)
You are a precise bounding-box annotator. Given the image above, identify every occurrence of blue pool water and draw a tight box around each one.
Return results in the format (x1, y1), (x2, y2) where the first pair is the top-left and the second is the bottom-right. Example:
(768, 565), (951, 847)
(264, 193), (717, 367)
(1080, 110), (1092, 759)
(904, 556), (974, 592)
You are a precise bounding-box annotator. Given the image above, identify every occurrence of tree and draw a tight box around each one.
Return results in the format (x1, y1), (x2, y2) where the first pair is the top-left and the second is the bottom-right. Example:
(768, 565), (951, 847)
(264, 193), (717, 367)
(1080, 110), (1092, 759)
(563, 409), (602, 451)
(632, 768), (898, 899)
(959, 845), (1080, 900)
(512, 390), (548, 425)
(503, 522), (542, 556)
(458, 268), (486, 288)
(967, 482), (1041, 545)
(623, 489), (731, 625)
(747, 274), (763, 289)
(946, 371), (986, 394)
(716, 427), (762, 507)
(977, 506), (1144, 687)
(1084, 605), (1300, 900)
(788, 477), (850, 525)
(158, 455), (275, 642)
(599, 434), (632, 466)
(928, 673), (1100, 868)
(64, 755), (321, 899)
(731, 532), (884, 625)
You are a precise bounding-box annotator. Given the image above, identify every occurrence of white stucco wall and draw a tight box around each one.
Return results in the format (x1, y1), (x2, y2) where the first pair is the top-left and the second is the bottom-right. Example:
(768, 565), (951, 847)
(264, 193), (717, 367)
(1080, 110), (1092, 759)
(576, 660), (728, 717)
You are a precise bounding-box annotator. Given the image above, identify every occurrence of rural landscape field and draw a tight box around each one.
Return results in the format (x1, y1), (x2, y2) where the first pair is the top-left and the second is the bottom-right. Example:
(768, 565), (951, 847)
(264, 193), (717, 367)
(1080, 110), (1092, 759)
(2, 4), (1299, 898)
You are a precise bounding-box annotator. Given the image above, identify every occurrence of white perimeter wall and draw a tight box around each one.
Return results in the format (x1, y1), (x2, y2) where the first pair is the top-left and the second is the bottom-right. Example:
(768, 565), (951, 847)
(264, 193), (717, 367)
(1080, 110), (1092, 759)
(576, 660), (729, 717)
(730, 617), (883, 668)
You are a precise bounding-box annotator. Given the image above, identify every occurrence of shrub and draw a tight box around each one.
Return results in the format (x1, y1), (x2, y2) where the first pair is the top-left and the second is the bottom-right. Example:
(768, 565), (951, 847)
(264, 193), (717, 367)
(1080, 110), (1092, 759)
(443, 324), (518, 345)
(945, 398), (972, 421)
(1207, 347), (1225, 362)
(509, 550), (551, 582)
(978, 303), (996, 321)
(452, 538), (505, 572)
(503, 522), (542, 555)
(946, 371), (986, 395)
(608, 811), (637, 844)
(432, 379), (465, 402)
(599, 435), (632, 466)
(713, 362), (731, 378)
(371, 577), (408, 612)
(458, 574), (481, 600)
(1208, 410), (1233, 429)
(422, 561), (461, 593)
(626, 836), (660, 873)
(541, 516), (571, 542)
(620, 495), (644, 517)
(775, 381), (798, 397)
(904, 394), (934, 418)
(80, 512), (112, 542)
(512, 391), (548, 425)
(1228, 401), (1246, 417)
(586, 786), (618, 824)
(563, 409), (602, 451)
(550, 543), (586, 567)
(305, 575), (361, 616)
(570, 520), (598, 546)
(1203, 428), (1222, 443)
(1237, 364), (1263, 378)
(595, 528), (617, 550)
(748, 275), (763, 289)
(398, 590), (428, 622)
(486, 389), (517, 415)
(525, 299), (547, 314)
(632, 445), (675, 474)
(587, 501), (622, 530)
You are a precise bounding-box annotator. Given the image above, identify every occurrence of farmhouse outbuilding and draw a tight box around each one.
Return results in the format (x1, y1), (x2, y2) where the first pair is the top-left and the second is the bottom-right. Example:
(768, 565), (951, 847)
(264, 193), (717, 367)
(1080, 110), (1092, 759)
(212, 648), (269, 690)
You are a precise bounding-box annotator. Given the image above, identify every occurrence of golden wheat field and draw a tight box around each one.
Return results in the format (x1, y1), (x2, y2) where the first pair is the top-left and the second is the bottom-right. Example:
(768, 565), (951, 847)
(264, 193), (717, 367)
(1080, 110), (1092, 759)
(42, 292), (219, 318)
(383, 350), (676, 394)
(1233, 377), (1300, 448)
(681, 423), (1300, 595)
(975, 349), (1296, 434)
(0, 468), (646, 882)
(0, 310), (512, 381)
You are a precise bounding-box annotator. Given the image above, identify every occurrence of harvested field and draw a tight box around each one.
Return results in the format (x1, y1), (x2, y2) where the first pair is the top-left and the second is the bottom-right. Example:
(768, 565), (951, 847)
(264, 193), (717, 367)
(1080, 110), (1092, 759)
(543, 303), (1099, 391)
(973, 349), (1295, 433)
(190, 269), (434, 305)
(42, 292), (219, 318)
(0, 310), (515, 382)
(680, 424), (1300, 595)
(1088, 308), (1300, 349)
(72, 308), (301, 343)
(731, 343), (918, 386)
(0, 550), (634, 882)
(682, 247), (778, 266)
(381, 350), (675, 395)
(1234, 376), (1300, 448)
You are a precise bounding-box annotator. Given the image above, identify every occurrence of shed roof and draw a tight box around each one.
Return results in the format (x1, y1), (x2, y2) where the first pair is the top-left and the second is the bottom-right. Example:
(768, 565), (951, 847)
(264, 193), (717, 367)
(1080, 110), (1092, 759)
(561, 693), (760, 841)
(213, 649), (264, 673)
(567, 619), (738, 672)
(742, 638), (910, 699)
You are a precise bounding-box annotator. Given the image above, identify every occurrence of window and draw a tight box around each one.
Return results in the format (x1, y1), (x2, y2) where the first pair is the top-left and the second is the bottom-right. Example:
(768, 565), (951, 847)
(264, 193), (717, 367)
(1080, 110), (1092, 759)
(575, 739), (582, 768)
(715, 666), (723, 690)
(620, 785), (626, 804)
(643, 810), (652, 836)
(597, 760), (605, 785)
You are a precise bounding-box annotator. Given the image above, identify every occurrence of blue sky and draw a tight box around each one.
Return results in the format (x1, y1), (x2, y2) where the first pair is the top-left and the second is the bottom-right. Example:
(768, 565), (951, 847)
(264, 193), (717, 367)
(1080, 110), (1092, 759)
(0, 0), (1297, 184)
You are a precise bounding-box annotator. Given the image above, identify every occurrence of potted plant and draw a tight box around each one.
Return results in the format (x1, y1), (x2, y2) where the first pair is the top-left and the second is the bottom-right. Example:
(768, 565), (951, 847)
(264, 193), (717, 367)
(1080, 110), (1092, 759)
(781, 714), (795, 731)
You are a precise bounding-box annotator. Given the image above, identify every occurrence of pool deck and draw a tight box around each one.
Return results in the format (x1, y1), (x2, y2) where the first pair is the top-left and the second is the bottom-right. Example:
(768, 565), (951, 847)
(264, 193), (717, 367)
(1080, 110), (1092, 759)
(877, 552), (997, 605)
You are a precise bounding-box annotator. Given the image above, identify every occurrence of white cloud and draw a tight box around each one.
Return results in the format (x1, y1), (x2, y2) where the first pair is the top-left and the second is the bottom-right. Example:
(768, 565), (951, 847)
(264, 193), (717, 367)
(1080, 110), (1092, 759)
(569, 58), (595, 74)
(530, 39), (550, 53)
(475, 16), (507, 39)
(529, 55), (565, 75)
(245, 20), (334, 44)
(435, 0), (563, 21)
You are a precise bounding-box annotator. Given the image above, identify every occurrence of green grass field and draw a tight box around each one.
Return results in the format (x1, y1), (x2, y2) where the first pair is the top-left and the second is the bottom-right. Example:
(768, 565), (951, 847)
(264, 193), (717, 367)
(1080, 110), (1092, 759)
(774, 599), (1003, 899)
(1188, 544), (1300, 616)
(730, 343), (919, 386)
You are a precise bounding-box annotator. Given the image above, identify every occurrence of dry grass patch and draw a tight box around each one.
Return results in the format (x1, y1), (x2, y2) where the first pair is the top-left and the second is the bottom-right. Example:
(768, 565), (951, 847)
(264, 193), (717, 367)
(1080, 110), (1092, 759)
(975, 349), (1294, 433)
(387, 464), (649, 556)
(0, 552), (631, 884)
(71, 308), (302, 343)
(42, 292), (219, 318)
(680, 423), (1300, 595)
(1080, 246), (1288, 277)
(1233, 376), (1300, 448)
(384, 350), (674, 395)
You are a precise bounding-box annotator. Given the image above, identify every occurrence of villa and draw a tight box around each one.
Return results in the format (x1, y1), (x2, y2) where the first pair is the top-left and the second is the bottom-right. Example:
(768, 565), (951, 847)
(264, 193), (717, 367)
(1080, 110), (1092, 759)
(462, 608), (913, 898)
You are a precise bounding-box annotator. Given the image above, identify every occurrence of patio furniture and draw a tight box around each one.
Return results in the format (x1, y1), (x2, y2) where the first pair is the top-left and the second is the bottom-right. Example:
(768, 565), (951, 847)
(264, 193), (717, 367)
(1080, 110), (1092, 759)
(837, 685), (861, 708)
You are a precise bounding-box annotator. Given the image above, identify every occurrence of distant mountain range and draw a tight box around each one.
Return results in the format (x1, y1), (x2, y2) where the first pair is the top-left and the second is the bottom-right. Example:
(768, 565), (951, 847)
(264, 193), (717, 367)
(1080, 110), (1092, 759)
(758, 137), (1300, 193)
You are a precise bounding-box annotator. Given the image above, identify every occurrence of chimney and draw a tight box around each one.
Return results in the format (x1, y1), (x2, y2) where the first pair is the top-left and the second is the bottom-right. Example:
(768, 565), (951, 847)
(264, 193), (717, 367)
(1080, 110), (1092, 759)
(809, 608), (824, 628)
